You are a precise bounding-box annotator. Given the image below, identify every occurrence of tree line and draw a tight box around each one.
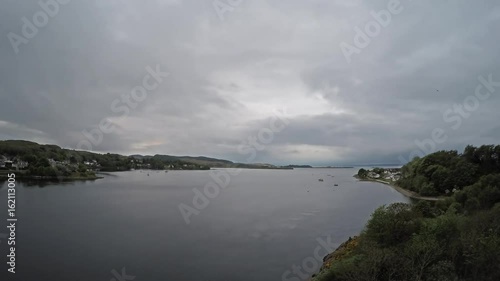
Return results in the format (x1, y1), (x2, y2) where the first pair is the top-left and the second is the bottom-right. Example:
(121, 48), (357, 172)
(397, 145), (500, 196)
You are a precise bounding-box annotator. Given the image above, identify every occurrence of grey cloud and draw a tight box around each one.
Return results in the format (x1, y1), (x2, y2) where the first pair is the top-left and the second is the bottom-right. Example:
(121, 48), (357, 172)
(1, 0), (499, 165)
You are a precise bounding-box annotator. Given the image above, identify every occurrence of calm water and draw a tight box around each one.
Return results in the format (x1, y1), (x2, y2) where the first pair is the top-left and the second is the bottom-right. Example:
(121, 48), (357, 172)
(0, 168), (408, 281)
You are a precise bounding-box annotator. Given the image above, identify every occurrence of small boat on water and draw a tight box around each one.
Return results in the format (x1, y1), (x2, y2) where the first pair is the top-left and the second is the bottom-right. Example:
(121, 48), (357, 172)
(318, 179), (324, 182)
(334, 184), (338, 186)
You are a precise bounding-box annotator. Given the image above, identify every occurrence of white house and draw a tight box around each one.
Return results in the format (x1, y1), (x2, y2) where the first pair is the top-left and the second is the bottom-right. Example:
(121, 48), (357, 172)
(368, 171), (381, 179)
(17, 161), (29, 169)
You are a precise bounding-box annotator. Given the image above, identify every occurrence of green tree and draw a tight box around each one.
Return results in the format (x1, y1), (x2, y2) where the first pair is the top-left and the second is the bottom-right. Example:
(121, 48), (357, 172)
(358, 168), (368, 178)
(364, 203), (422, 247)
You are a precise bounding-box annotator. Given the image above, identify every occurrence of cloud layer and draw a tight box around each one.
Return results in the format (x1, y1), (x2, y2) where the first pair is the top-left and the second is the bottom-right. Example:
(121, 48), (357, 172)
(1, 0), (499, 165)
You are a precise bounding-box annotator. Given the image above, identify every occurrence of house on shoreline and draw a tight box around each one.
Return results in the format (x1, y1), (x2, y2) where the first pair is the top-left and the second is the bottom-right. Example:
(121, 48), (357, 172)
(365, 168), (401, 182)
(0, 155), (29, 170)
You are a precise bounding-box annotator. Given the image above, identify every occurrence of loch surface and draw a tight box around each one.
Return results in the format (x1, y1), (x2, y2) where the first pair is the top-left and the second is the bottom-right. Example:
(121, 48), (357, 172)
(0, 168), (409, 281)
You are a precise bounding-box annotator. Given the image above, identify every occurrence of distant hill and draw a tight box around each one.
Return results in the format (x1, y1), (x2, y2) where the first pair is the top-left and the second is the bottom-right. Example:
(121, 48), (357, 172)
(129, 154), (153, 159)
(0, 140), (292, 172)
(130, 153), (292, 169)
(0, 140), (211, 177)
(285, 164), (313, 168)
(141, 155), (234, 167)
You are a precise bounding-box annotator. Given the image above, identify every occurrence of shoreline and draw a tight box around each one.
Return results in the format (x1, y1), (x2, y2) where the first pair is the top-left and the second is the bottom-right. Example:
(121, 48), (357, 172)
(310, 236), (360, 281)
(0, 171), (103, 181)
(0, 175), (104, 181)
(311, 177), (446, 280)
(354, 175), (445, 201)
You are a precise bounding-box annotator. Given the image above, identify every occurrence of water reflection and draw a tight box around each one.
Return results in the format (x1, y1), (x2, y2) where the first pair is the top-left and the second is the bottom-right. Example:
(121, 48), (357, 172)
(0, 177), (100, 188)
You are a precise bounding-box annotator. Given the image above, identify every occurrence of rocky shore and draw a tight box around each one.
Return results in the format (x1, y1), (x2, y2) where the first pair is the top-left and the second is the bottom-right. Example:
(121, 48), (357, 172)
(310, 236), (360, 281)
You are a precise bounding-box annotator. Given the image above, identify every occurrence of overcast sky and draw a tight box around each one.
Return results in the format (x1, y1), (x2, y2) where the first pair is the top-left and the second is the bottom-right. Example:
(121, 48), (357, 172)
(1, 0), (499, 165)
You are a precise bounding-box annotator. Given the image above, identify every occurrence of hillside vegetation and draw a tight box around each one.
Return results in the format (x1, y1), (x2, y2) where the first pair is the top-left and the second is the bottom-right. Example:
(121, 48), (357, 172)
(0, 140), (210, 178)
(398, 145), (500, 196)
(313, 145), (500, 281)
(0, 140), (293, 179)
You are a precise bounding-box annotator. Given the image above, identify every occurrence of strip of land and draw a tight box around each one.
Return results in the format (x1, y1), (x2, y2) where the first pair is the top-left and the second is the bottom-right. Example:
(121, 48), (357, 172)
(355, 175), (445, 201)
(0, 170), (103, 181)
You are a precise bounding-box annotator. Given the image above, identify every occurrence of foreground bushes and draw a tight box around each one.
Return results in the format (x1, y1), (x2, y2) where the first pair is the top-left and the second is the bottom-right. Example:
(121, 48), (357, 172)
(314, 145), (500, 281)
(314, 203), (500, 281)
